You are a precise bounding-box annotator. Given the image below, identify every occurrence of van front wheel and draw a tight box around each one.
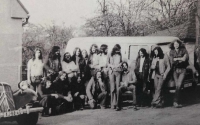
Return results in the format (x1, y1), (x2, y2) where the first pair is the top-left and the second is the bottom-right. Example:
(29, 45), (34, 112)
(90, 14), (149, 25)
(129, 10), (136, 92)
(16, 112), (39, 125)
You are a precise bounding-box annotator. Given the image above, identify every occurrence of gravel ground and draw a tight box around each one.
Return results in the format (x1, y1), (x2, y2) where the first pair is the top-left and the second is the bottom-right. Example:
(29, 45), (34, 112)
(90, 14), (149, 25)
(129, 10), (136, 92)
(2, 101), (200, 125)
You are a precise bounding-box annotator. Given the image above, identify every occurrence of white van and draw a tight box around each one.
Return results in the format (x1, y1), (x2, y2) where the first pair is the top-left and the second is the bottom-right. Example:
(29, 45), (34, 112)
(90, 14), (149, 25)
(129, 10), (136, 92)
(65, 37), (197, 90)
(65, 36), (179, 64)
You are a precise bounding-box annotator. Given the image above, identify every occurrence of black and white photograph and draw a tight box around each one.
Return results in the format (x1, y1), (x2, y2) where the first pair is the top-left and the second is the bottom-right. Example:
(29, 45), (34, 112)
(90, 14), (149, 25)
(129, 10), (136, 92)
(0, 0), (200, 125)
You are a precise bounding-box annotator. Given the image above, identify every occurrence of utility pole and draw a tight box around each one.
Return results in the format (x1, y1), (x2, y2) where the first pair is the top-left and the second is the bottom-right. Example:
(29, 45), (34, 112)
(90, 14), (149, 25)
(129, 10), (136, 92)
(102, 0), (106, 15)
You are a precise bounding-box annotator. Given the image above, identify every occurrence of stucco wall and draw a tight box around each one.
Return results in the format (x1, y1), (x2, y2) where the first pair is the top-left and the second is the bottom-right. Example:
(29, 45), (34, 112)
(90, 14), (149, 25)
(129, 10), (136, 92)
(0, 0), (26, 90)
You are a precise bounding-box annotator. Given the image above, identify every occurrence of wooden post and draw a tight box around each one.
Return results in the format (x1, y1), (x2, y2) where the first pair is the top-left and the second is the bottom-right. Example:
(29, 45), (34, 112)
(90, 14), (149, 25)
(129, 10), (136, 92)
(197, 0), (200, 45)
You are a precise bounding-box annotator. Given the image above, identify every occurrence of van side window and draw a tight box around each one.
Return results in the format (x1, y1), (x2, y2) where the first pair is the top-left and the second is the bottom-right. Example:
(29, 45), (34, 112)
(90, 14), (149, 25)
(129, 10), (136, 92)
(129, 45), (148, 61)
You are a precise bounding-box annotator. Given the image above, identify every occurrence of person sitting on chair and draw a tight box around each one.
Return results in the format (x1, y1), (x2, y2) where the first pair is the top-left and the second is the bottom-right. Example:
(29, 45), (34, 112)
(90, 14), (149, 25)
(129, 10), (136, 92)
(116, 62), (139, 111)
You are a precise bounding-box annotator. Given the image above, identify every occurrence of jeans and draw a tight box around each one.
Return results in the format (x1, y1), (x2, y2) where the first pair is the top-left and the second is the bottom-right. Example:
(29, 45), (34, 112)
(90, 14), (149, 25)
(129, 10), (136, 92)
(116, 85), (136, 108)
(89, 92), (108, 109)
(152, 74), (164, 105)
(73, 95), (85, 109)
(109, 71), (121, 108)
(173, 68), (186, 104)
(136, 72), (147, 106)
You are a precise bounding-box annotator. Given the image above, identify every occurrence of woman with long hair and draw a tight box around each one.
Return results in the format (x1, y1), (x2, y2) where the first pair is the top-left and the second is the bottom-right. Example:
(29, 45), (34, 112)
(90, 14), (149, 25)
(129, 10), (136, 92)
(169, 40), (189, 108)
(134, 48), (150, 107)
(27, 47), (44, 91)
(71, 47), (85, 77)
(150, 46), (170, 108)
(82, 49), (91, 85)
(71, 73), (86, 110)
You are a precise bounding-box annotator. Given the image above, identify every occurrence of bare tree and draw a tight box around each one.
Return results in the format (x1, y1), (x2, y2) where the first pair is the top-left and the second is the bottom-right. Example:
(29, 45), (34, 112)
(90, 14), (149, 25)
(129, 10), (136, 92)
(22, 23), (74, 65)
(83, 0), (120, 36)
(146, 0), (194, 31)
(83, 0), (194, 36)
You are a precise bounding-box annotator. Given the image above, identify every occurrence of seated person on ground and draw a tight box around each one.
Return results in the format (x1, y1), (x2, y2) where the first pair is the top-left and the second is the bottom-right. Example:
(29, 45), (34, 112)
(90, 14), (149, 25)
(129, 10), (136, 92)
(116, 62), (138, 111)
(71, 73), (86, 110)
(86, 71), (108, 109)
(37, 77), (58, 116)
(51, 71), (73, 114)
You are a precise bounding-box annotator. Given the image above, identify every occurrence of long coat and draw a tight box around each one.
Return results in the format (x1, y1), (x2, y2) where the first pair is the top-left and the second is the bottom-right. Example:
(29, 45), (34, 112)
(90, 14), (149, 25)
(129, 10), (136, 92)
(134, 56), (150, 82)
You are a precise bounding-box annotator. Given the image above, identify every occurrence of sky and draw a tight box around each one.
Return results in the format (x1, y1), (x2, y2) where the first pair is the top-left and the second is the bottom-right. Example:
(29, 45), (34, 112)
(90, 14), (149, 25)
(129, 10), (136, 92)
(20, 0), (100, 28)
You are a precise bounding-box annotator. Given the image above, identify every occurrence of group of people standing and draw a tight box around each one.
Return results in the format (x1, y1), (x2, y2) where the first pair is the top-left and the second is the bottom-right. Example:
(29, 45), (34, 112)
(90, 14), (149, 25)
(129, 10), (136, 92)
(26, 39), (191, 116)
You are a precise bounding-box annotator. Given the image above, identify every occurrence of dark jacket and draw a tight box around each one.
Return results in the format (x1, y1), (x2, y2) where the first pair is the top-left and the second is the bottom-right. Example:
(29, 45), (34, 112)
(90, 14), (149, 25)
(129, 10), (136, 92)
(83, 58), (91, 81)
(44, 55), (62, 73)
(37, 84), (54, 100)
(134, 56), (150, 82)
(71, 80), (86, 96)
(52, 78), (71, 96)
(169, 48), (189, 69)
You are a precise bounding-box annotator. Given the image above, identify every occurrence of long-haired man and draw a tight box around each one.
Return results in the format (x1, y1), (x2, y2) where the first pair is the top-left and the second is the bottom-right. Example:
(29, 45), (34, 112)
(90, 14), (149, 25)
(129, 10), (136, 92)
(107, 44), (122, 109)
(134, 48), (150, 107)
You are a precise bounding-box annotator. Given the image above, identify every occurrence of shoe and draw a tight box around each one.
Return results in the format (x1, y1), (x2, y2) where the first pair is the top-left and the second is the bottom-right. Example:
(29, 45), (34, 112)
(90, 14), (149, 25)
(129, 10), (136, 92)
(100, 106), (106, 109)
(133, 106), (139, 111)
(136, 104), (141, 107)
(178, 104), (183, 108)
(115, 107), (121, 111)
(111, 106), (116, 109)
(80, 105), (84, 110)
(156, 104), (163, 108)
(151, 103), (156, 108)
(42, 108), (49, 117)
(173, 102), (182, 108)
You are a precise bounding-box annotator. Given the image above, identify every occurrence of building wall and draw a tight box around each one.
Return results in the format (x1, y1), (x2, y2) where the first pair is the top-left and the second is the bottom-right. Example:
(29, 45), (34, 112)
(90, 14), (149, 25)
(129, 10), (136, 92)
(0, 0), (27, 90)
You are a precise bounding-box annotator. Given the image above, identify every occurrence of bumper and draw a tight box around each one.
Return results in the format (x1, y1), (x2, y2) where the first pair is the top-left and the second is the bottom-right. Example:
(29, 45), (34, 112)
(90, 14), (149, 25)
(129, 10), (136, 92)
(0, 107), (43, 118)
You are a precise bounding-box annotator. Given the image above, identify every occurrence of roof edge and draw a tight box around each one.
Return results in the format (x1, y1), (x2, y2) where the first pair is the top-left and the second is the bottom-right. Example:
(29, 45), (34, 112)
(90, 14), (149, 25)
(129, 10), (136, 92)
(16, 0), (29, 14)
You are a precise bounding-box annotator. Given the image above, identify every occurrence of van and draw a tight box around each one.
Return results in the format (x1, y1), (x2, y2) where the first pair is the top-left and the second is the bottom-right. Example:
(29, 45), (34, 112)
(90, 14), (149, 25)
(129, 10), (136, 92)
(65, 37), (198, 91)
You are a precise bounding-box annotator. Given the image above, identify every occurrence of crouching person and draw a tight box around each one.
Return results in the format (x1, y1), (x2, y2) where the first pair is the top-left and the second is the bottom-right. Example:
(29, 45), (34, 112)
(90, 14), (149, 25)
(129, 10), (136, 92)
(71, 73), (86, 110)
(86, 71), (108, 109)
(37, 78), (56, 116)
(38, 74), (73, 116)
(51, 71), (73, 115)
(116, 62), (138, 111)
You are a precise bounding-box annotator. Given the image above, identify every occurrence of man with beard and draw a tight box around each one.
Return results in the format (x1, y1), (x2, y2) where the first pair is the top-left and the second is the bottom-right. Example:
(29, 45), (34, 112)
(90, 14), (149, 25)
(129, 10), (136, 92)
(86, 71), (108, 109)
(116, 62), (138, 111)
(62, 52), (78, 82)
(134, 48), (150, 107)
(44, 46), (62, 81)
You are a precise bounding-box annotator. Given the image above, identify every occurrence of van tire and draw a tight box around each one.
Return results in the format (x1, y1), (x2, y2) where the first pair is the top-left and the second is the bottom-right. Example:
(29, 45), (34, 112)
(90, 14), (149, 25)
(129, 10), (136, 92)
(16, 112), (39, 125)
